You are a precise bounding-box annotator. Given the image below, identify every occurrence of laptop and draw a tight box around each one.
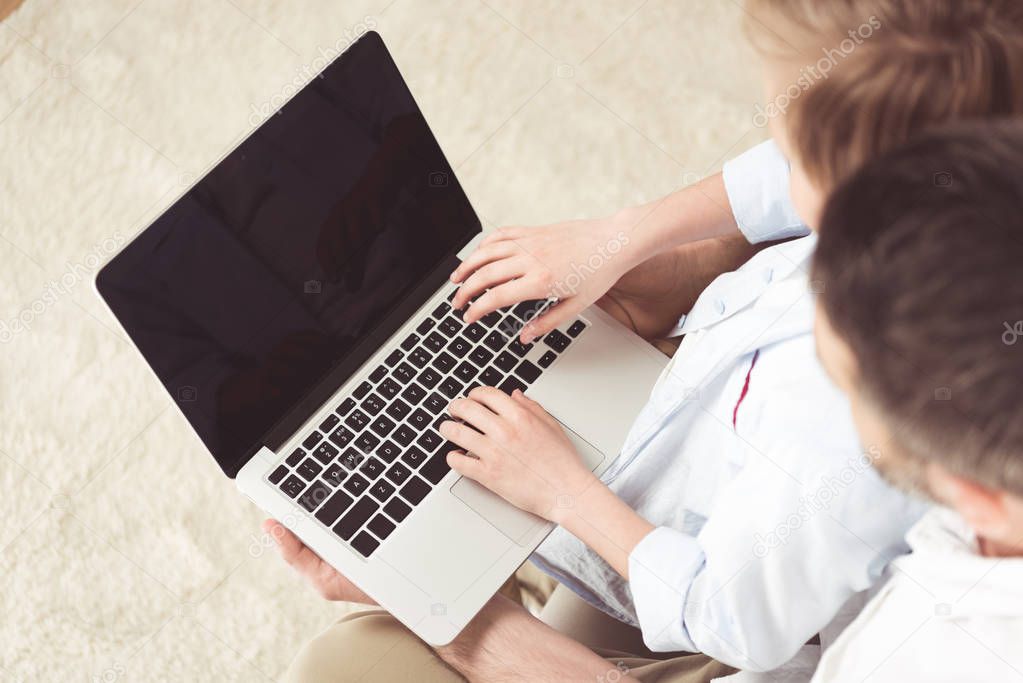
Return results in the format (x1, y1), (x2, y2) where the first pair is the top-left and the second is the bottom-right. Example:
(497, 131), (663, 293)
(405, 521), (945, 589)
(95, 31), (667, 645)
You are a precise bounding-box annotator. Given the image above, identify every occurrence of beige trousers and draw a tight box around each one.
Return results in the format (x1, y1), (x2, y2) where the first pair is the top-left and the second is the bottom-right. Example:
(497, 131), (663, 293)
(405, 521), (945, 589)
(284, 574), (734, 683)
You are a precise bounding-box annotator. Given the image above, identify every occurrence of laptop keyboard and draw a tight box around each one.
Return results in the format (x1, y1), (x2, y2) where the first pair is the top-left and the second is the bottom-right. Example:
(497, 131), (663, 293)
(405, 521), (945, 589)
(266, 289), (589, 558)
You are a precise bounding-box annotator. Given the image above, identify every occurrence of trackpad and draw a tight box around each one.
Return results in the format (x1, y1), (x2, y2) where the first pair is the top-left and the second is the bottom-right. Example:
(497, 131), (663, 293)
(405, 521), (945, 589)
(449, 425), (604, 546)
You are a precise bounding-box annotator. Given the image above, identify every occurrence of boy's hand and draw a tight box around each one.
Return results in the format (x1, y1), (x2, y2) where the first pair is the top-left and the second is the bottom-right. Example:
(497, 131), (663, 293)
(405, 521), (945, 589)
(440, 388), (599, 521)
(262, 519), (376, 604)
(450, 216), (638, 343)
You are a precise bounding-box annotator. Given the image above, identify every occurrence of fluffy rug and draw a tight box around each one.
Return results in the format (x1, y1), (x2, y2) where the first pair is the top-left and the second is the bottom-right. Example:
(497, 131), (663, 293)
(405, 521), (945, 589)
(0, 0), (764, 679)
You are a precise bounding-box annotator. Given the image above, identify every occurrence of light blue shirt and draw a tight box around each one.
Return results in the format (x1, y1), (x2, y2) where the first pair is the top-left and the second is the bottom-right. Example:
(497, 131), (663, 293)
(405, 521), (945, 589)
(531, 141), (927, 673)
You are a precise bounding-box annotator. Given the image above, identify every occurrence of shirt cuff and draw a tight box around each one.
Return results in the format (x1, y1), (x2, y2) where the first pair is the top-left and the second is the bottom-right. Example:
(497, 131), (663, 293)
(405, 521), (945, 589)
(628, 526), (705, 652)
(722, 140), (808, 244)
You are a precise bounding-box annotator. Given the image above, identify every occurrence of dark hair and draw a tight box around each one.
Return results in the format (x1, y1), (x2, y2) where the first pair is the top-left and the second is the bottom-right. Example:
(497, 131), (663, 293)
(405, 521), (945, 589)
(813, 120), (1023, 494)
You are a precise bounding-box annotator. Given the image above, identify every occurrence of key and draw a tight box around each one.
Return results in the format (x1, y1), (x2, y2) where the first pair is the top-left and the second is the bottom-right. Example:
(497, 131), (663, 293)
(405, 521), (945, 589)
(481, 310), (501, 327)
(343, 473), (370, 497)
(392, 424), (416, 447)
(286, 448), (305, 467)
(383, 497), (412, 522)
(432, 302), (450, 319)
(417, 368), (442, 389)
(298, 481), (331, 512)
(399, 476), (432, 505)
(312, 442), (339, 464)
(361, 393), (386, 416)
(345, 409), (370, 431)
(386, 398), (412, 421)
(468, 346), (493, 367)
(319, 414), (340, 433)
(302, 432), (322, 450)
(315, 490), (354, 525)
(513, 299), (548, 321)
(376, 440), (401, 462)
(454, 361), (478, 383)
(370, 415), (396, 438)
(494, 351), (517, 372)
(408, 347), (431, 368)
(508, 339), (533, 357)
(323, 463), (347, 487)
(368, 514), (396, 540)
(384, 349), (404, 367)
(423, 392), (446, 415)
(336, 397), (356, 416)
(438, 377), (464, 399)
(416, 430), (442, 453)
(328, 426), (355, 449)
(355, 432), (380, 454)
(402, 445), (429, 468)
(408, 409), (432, 431)
(480, 367), (503, 386)
(370, 479), (396, 502)
(447, 337), (472, 358)
(351, 531), (380, 557)
(538, 351), (557, 368)
(268, 465), (288, 484)
(385, 462), (412, 485)
(423, 332), (446, 353)
(567, 320), (586, 337)
(339, 448), (364, 470)
(431, 352), (456, 373)
(514, 360), (541, 384)
(439, 316), (461, 337)
(499, 377), (527, 395)
(402, 383), (427, 404)
(333, 497), (379, 540)
(420, 442), (457, 484)
(400, 334), (419, 351)
(353, 382), (372, 399)
(377, 378), (401, 399)
(392, 362), (416, 384)
(543, 330), (571, 352)
(369, 365), (388, 383)
(360, 457), (386, 480)
(463, 322), (485, 342)
(280, 474), (306, 498)
(416, 318), (435, 335)
(297, 458), (323, 481)
(483, 330), (506, 352)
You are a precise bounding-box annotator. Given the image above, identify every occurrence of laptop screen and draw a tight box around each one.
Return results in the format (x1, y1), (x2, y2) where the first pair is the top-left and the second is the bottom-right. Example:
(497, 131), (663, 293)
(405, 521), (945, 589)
(97, 32), (480, 477)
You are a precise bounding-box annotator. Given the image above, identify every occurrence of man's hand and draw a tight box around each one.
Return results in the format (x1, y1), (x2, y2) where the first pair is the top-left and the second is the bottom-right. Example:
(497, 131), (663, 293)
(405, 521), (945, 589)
(262, 518), (376, 604)
(440, 388), (599, 521)
(450, 214), (640, 343)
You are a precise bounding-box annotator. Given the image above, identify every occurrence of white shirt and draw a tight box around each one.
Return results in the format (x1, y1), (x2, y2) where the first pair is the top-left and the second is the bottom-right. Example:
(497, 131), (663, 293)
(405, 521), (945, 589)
(812, 508), (1023, 682)
(531, 141), (927, 674)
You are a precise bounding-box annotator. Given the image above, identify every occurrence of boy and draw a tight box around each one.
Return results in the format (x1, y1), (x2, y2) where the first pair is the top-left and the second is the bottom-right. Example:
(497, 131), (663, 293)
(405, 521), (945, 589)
(272, 2), (1023, 681)
(440, 0), (1023, 672)
(809, 120), (1023, 681)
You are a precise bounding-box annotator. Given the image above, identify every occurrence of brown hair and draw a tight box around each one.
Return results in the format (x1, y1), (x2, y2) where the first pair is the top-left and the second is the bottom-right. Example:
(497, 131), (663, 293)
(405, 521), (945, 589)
(745, 0), (1023, 188)
(813, 120), (1023, 495)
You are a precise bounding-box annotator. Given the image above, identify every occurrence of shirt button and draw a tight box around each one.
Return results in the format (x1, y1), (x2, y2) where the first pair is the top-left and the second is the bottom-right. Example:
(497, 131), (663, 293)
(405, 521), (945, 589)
(715, 299), (726, 314)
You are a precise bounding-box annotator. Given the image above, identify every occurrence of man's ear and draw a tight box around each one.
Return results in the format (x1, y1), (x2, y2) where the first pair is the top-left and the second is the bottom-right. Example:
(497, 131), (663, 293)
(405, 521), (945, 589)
(926, 463), (1009, 536)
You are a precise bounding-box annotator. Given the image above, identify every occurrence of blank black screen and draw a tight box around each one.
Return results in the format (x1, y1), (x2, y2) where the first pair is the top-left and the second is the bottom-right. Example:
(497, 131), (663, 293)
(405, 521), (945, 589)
(97, 32), (479, 476)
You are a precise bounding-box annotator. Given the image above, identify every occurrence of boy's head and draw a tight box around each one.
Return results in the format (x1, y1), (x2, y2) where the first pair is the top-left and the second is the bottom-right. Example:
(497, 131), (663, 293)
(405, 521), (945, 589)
(744, 0), (1023, 228)
(812, 121), (1023, 551)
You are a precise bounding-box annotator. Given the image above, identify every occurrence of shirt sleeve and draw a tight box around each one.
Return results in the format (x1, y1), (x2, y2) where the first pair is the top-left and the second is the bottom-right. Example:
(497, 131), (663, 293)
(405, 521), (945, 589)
(627, 439), (924, 671)
(722, 140), (808, 243)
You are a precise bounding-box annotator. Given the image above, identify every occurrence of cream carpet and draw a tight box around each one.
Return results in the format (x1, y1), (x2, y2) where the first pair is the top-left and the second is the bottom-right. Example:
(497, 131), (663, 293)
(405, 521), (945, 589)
(0, 1), (765, 680)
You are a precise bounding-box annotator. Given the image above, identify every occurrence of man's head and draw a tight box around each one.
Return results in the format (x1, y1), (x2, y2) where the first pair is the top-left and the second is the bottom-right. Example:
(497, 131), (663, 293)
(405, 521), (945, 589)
(812, 121), (1023, 551)
(744, 0), (1023, 228)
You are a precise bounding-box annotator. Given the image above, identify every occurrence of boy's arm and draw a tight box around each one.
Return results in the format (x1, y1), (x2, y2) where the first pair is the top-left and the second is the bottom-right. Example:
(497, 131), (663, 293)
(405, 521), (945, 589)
(451, 140), (803, 343)
(265, 519), (639, 682)
(441, 389), (922, 672)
